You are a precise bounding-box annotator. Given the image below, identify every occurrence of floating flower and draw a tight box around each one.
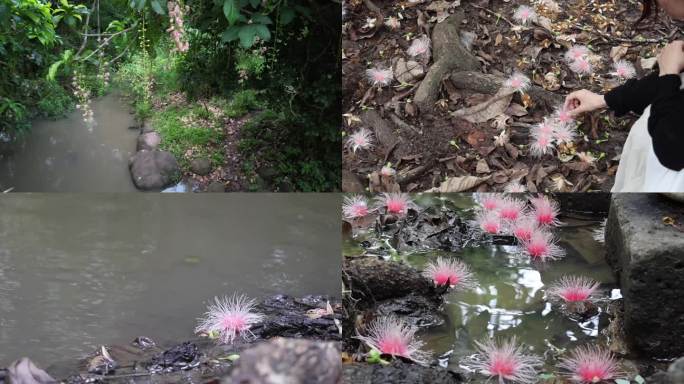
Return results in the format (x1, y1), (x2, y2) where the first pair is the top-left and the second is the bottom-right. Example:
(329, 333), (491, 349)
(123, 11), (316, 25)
(512, 216), (536, 242)
(464, 337), (543, 384)
(569, 57), (593, 75)
(513, 5), (538, 25)
(612, 60), (636, 80)
(345, 128), (374, 153)
(343, 195), (370, 219)
(476, 210), (502, 234)
(530, 195), (561, 226)
(376, 193), (414, 216)
(504, 71), (531, 93)
(564, 45), (590, 63)
(547, 275), (601, 303)
(553, 123), (577, 145)
(559, 345), (622, 383)
(366, 67), (394, 87)
(422, 257), (477, 290)
(195, 294), (265, 344)
(521, 230), (565, 261)
(529, 131), (554, 158)
(357, 315), (432, 365)
(498, 197), (526, 222)
(407, 36), (431, 58)
(385, 16), (401, 30)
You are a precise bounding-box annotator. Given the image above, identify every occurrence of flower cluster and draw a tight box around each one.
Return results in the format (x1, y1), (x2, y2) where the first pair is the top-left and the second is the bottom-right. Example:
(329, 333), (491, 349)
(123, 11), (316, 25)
(474, 194), (565, 262)
(71, 72), (94, 126)
(529, 104), (579, 158)
(167, 1), (189, 53)
(565, 45), (593, 76)
(342, 193), (416, 220)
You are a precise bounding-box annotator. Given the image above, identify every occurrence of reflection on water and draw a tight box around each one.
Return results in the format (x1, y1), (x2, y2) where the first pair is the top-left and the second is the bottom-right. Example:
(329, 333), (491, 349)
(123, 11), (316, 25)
(0, 92), (139, 192)
(345, 195), (615, 370)
(0, 194), (341, 366)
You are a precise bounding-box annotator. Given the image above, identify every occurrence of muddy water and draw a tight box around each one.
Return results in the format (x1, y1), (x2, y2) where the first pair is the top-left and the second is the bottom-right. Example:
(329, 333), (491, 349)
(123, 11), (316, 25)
(344, 195), (616, 372)
(0, 194), (341, 366)
(0, 92), (138, 192)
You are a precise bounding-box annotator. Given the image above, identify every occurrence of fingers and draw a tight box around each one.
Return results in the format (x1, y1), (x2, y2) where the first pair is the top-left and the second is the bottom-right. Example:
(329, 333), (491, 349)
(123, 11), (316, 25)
(564, 91), (581, 110)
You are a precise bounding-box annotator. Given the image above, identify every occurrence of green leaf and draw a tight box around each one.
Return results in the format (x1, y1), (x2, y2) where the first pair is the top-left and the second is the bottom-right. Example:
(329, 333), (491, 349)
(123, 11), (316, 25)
(249, 0), (259, 8)
(238, 25), (257, 47)
(615, 379), (631, 384)
(279, 7), (295, 25)
(634, 375), (645, 384)
(137, 0), (146, 11)
(150, 0), (164, 15)
(223, 0), (239, 25)
(251, 14), (272, 25)
(47, 61), (63, 81)
(254, 24), (271, 41)
(221, 26), (240, 42)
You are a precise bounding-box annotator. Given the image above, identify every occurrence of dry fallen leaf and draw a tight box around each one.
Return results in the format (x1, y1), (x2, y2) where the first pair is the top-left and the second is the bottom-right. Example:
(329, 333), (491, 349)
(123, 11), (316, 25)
(427, 175), (490, 192)
(451, 86), (516, 123)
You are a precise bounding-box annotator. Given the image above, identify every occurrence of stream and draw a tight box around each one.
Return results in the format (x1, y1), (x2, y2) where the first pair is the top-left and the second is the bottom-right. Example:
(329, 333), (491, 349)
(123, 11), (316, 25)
(0, 92), (138, 192)
(0, 194), (341, 367)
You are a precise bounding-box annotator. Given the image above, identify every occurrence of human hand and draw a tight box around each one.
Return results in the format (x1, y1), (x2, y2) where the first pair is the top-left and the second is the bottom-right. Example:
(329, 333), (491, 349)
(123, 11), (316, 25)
(657, 40), (684, 76)
(564, 89), (607, 117)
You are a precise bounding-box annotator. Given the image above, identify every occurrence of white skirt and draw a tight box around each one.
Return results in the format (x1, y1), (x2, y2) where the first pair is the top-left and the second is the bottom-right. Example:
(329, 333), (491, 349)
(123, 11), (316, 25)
(612, 76), (684, 192)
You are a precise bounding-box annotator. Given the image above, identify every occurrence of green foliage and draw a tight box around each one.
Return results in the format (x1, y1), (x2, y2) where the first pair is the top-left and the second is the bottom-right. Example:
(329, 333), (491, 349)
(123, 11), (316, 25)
(36, 80), (74, 118)
(221, 89), (262, 117)
(128, 0), (167, 14)
(235, 49), (266, 80)
(52, 0), (88, 28)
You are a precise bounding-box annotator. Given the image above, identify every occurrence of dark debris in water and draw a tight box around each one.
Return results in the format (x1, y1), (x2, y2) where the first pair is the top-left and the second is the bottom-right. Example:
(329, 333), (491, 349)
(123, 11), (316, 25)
(148, 342), (201, 373)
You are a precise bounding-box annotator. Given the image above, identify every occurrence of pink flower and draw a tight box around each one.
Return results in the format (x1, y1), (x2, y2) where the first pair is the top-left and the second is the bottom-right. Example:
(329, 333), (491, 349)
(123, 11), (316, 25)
(522, 230), (565, 261)
(357, 315), (432, 365)
(464, 337), (543, 384)
(547, 275), (600, 303)
(564, 45), (589, 63)
(530, 195), (561, 226)
(407, 36), (431, 58)
(559, 345), (622, 383)
(529, 131), (554, 158)
(569, 57), (593, 75)
(385, 16), (401, 30)
(343, 195), (370, 219)
(476, 210), (502, 234)
(346, 128), (373, 153)
(376, 193), (414, 216)
(554, 104), (575, 125)
(422, 257), (477, 289)
(366, 67), (393, 87)
(535, 119), (555, 135)
(195, 294), (265, 344)
(498, 197), (526, 222)
(504, 71), (531, 93)
(504, 182), (527, 193)
(513, 5), (538, 25)
(480, 194), (505, 211)
(380, 165), (396, 177)
(553, 123), (577, 145)
(512, 216), (536, 242)
(612, 60), (636, 80)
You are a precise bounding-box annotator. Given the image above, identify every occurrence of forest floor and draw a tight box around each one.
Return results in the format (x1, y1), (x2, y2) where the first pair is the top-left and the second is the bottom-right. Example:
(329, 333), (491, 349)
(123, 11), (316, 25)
(342, 0), (683, 193)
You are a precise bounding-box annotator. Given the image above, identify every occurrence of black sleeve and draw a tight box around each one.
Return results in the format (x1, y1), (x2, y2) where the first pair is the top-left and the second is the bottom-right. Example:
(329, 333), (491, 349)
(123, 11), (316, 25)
(646, 74), (684, 171)
(604, 71), (661, 116)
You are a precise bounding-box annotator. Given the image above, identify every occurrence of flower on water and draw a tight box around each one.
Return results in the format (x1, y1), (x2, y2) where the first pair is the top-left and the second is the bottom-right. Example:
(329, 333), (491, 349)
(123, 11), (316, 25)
(346, 128), (373, 153)
(376, 193), (414, 216)
(343, 195), (370, 219)
(504, 182), (527, 193)
(464, 337), (543, 384)
(522, 230), (565, 261)
(530, 195), (561, 226)
(564, 45), (590, 63)
(357, 315), (432, 365)
(195, 294), (265, 344)
(366, 67), (394, 87)
(504, 71), (531, 93)
(569, 57), (593, 75)
(498, 197), (527, 222)
(407, 36), (431, 58)
(513, 5), (538, 25)
(559, 345), (622, 383)
(547, 275), (601, 303)
(553, 123), (577, 145)
(385, 16), (401, 30)
(529, 131), (554, 158)
(476, 210), (502, 234)
(612, 60), (636, 80)
(380, 165), (396, 177)
(422, 257), (477, 289)
(512, 216), (537, 242)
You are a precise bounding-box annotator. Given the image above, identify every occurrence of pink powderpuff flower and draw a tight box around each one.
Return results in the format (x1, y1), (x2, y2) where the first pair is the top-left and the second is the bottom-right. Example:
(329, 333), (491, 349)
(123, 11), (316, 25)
(530, 195), (561, 226)
(535, 119), (555, 135)
(513, 5), (538, 25)
(195, 294), (265, 344)
(343, 195), (370, 219)
(346, 128), (373, 153)
(559, 345), (622, 383)
(529, 131), (554, 158)
(476, 210), (502, 234)
(564, 45), (590, 63)
(553, 104), (575, 125)
(357, 315), (432, 365)
(407, 36), (431, 58)
(553, 123), (577, 145)
(376, 193), (414, 216)
(385, 16), (401, 30)
(512, 216), (537, 242)
(612, 60), (636, 80)
(570, 57), (593, 76)
(547, 275), (601, 303)
(498, 197), (526, 222)
(479, 194), (505, 211)
(464, 337), (543, 384)
(504, 181), (527, 193)
(522, 230), (565, 261)
(422, 257), (477, 289)
(504, 71), (531, 93)
(380, 165), (396, 177)
(366, 67), (394, 87)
